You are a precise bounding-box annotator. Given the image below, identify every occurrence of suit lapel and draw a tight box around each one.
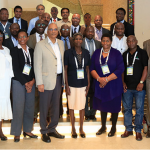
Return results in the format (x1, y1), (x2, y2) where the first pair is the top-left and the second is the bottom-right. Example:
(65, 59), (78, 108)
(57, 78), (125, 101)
(9, 37), (15, 48)
(57, 40), (64, 60)
(81, 38), (86, 48)
(32, 34), (37, 48)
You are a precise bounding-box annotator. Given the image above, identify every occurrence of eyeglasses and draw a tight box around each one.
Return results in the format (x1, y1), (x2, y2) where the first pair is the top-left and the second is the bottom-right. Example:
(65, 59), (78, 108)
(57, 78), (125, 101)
(18, 36), (27, 39)
(48, 28), (58, 31)
(37, 23), (46, 27)
(61, 29), (69, 31)
(0, 34), (3, 37)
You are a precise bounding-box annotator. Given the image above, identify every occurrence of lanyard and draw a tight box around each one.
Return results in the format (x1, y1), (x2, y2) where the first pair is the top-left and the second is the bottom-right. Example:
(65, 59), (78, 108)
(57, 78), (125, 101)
(127, 51), (138, 66)
(22, 49), (31, 65)
(1, 22), (8, 33)
(74, 57), (84, 69)
(85, 38), (96, 52)
(99, 48), (110, 65)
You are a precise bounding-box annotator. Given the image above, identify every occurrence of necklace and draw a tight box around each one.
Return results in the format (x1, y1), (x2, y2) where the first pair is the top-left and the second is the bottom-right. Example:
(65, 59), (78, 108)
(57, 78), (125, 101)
(102, 49), (110, 53)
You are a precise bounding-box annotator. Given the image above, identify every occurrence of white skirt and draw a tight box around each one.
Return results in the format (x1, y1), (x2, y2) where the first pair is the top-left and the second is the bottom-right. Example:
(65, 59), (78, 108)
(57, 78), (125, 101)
(68, 86), (86, 110)
(0, 68), (12, 121)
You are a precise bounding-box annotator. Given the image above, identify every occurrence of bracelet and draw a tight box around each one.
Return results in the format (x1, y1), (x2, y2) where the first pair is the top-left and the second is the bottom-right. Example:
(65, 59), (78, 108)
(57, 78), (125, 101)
(97, 76), (100, 81)
(106, 77), (108, 82)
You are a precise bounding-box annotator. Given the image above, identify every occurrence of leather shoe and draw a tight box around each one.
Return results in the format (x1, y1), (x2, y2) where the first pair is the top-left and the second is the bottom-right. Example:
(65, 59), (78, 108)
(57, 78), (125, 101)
(90, 115), (96, 120)
(47, 130), (65, 139)
(71, 132), (77, 139)
(41, 134), (51, 143)
(121, 130), (133, 138)
(80, 133), (86, 138)
(136, 132), (142, 141)
(14, 136), (20, 142)
(96, 127), (106, 135)
(0, 136), (7, 141)
(108, 128), (116, 137)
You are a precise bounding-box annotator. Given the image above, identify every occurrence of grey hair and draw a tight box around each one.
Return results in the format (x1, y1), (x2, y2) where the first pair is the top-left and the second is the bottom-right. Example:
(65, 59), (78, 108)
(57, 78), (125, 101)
(36, 4), (45, 10)
(72, 32), (83, 40)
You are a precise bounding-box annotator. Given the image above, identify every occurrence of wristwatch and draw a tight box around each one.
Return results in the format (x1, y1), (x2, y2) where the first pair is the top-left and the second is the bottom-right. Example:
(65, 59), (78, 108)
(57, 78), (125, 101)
(140, 81), (144, 84)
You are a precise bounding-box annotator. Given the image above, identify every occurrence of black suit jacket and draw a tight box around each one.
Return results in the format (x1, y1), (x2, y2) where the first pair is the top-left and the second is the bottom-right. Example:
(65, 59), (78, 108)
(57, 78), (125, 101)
(102, 27), (110, 35)
(50, 17), (61, 22)
(8, 17), (28, 31)
(110, 20), (134, 37)
(11, 47), (34, 85)
(3, 37), (15, 51)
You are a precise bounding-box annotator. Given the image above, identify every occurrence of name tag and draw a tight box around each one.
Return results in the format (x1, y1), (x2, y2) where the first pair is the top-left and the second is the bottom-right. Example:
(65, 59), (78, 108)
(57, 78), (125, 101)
(127, 66), (133, 75)
(22, 64), (31, 75)
(77, 69), (84, 79)
(101, 64), (110, 75)
(4, 33), (9, 39)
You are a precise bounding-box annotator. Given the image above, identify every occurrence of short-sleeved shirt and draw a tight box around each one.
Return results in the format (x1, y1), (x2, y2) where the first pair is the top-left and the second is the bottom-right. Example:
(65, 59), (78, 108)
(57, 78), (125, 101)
(64, 48), (90, 88)
(123, 45), (148, 90)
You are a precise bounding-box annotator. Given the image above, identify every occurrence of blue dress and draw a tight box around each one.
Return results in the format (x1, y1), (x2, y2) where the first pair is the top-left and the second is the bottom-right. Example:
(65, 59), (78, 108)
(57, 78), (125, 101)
(90, 48), (124, 113)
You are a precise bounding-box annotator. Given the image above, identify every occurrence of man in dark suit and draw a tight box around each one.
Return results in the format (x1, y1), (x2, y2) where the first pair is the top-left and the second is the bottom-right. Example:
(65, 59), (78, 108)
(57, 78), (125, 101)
(82, 26), (101, 120)
(50, 7), (61, 23)
(70, 13), (85, 37)
(94, 15), (109, 41)
(3, 23), (20, 50)
(8, 6), (28, 31)
(110, 8), (134, 37)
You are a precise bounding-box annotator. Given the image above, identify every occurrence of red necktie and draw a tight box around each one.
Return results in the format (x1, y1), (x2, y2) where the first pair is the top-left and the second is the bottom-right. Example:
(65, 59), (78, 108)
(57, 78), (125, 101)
(53, 19), (56, 23)
(39, 35), (43, 41)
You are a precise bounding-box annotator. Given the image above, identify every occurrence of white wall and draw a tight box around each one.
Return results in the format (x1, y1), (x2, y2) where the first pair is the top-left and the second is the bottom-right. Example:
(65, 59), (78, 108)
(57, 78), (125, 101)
(0, 0), (8, 8)
(135, 0), (150, 48)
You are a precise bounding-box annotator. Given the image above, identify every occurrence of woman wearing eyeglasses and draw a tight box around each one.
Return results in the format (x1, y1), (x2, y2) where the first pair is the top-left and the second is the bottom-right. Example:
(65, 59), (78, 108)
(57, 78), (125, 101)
(0, 30), (14, 141)
(10, 29), (38, 142)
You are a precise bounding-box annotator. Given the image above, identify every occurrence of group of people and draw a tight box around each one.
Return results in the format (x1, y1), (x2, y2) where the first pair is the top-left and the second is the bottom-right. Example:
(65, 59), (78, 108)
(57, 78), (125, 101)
(0, 4), (150, 144)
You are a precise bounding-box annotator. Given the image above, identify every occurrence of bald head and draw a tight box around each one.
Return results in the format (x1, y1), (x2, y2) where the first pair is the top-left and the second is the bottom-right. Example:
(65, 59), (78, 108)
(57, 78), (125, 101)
(41, 13), (50, 24)
(114, 22), (125, 37)
(72, 13), (80, 27)
(10, 23), (20, 37)
(47, 23), (58, 39)
(127, 35), (138, 50)
(94, 15), (103, 29)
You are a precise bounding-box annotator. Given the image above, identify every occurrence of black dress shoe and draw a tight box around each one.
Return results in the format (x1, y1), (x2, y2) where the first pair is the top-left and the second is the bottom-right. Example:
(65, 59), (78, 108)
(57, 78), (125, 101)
(14, 137), (20, 142)
(71, 132), (77, 139)
(23, 132), (38, 138)
(90, 115), (96, 120)
(108, 128), (116, 137)
(85, 116), (90, 120)
(41, 134), (51, 143)
(0, 136), (7, 141)
(80, 133), (86, 138)
(96, 127), (107, 135)
(47, 130), (65, 139)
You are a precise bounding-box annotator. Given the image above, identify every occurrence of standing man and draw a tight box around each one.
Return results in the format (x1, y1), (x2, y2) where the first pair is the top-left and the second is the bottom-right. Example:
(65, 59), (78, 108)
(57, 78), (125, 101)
(111, 22), (128, 55)
(56, 8), (71, 32)
(27, 4), (45, 35)
(143, 39), (150, 138)
(70, 13), (85, 37)
(0, 8), (11, 39)
(110, 8), (134, 37)
(94, 15), (109, 42)
(50, 7), (61, 23)
(82, 26), (101, 120)
(82, 13), (92, 28)
(3, 23), (19, 50)
(34, 23), (65, 143)
(121, 35), (148, 141)
(8, 6), (28, 31)
(42, 13), (51, 34)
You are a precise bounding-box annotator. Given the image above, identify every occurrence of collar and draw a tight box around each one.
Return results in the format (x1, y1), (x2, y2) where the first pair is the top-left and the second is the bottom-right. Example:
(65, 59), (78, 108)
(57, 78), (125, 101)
(47, 37), (58, 44)
(14, 17), (21, 21)
(0, 21), (8, 26)
(61, 36), (69, 41)
(71, 25), (80, 30)
(116, 20), (125, 24)
(52, 17), (57, 21)
(85, 37), (94, 42)
(127, 45), (140, 54)
(113, 34), (126, 40)
(95, 27), (102, 32)
(61, 20), (71, 23)
(17, 44), (30, 54)
(11, 36), (18, 41)
(36, 32), (45, 37)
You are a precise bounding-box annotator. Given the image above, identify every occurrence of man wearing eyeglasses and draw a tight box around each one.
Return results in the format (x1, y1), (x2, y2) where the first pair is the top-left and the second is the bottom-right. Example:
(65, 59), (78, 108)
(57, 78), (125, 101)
(70, 13), (85, 37)
(56, 8), (71, 32)
(27, 4), (45, 35)
(34, 23), (65, 143)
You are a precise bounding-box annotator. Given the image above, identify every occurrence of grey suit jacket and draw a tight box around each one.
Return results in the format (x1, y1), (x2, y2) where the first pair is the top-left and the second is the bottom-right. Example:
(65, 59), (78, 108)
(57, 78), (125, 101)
(81, 38), (102, 50)
(34, 37), (64, 90)
(27, 33), (47, 49)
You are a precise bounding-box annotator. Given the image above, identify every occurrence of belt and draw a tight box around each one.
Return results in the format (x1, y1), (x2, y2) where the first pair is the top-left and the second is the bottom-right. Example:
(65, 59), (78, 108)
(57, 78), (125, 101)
(57, 73), (62, 76)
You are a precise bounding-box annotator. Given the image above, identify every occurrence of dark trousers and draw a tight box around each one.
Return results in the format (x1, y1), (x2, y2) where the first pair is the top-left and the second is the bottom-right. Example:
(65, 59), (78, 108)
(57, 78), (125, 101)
(39, 75), (62, 134)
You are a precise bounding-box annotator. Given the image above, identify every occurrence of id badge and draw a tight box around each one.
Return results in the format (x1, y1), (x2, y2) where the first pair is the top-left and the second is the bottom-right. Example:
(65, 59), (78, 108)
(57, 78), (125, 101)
(22, 64), (31, 75)
(4, 33), (9, 39)
(127, 66), (133, 75)
(101, 64), (110, 75)
(77, 69), (84, 79)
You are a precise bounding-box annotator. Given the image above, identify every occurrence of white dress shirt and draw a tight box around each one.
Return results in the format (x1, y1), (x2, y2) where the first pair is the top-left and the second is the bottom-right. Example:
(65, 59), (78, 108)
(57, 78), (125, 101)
(36, 32), (45, 43)
(47, 37), (62, 74)
(111, 34), (128, 55)
(71, 25), (79, 33)
(13, 17), (21, 29)
(52, 18), (58, 23)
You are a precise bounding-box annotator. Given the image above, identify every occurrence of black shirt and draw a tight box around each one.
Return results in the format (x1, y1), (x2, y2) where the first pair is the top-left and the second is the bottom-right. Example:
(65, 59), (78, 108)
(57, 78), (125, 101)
(64, 48), (90, 88)
(123, 45), (148, 90)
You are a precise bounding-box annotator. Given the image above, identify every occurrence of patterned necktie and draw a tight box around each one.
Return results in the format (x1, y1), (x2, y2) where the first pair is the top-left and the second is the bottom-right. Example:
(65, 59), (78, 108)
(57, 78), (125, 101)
(53, 19), (56, 23)
(39, 35), (43, 41)
(74, 28), (77, 34)
(64, 38), (68, 50)
(17, 19), (19, 24)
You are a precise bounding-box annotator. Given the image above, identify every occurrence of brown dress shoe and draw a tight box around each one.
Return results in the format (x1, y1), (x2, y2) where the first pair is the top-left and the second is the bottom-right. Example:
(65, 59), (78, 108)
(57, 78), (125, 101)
(136, 132), (142, 141)
(121, 130), (133, 138)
